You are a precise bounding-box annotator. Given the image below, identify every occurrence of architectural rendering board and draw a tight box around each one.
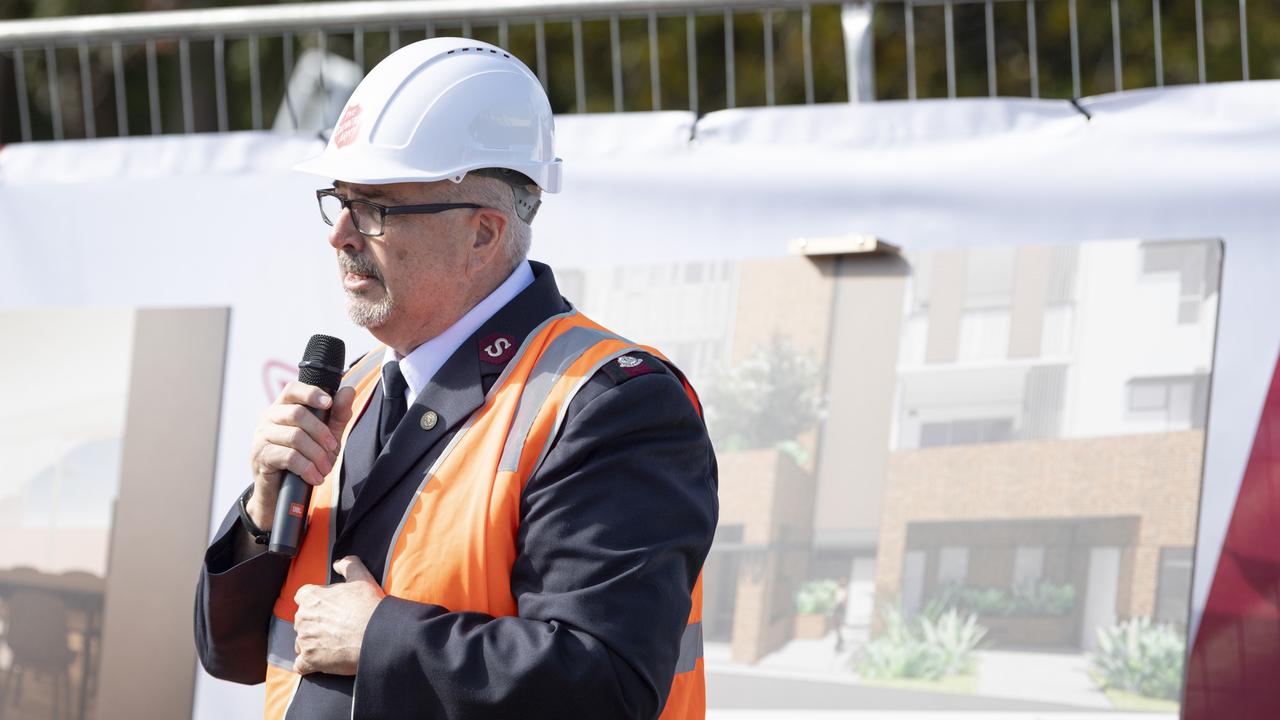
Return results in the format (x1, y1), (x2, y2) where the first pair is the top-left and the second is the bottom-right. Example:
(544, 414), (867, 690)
(567, 238), (1219, 714)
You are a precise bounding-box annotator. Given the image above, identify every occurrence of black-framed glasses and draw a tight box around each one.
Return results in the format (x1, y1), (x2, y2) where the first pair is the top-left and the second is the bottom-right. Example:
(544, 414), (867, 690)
(316, 188), (483, 237)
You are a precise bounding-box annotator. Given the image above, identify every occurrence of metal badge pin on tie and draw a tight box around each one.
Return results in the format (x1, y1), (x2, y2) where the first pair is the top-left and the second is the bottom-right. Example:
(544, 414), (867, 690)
(420, 410), (439, 430)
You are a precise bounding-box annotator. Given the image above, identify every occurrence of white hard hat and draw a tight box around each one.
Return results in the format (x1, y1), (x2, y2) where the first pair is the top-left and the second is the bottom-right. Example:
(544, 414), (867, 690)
(294, 37), (562, 193)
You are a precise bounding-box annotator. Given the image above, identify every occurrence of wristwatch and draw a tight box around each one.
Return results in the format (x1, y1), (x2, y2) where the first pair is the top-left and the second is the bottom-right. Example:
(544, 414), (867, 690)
(238, 486), (271, 545)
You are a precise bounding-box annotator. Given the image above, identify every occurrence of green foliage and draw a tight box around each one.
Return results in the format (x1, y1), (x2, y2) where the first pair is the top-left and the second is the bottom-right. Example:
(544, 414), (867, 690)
(931, 580), (1076, 617)
(856, 604), (986, 681)
(920, 607), (987, 676)
(794, 579), (840, 615)
(704, 334), (820, 454)
(871, 0), (1280, 101)
(1090, 617), (1186, 702)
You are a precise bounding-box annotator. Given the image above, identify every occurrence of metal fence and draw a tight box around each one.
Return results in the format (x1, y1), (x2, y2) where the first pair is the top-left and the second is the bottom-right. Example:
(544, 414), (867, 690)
(0, 0), (1263, 144)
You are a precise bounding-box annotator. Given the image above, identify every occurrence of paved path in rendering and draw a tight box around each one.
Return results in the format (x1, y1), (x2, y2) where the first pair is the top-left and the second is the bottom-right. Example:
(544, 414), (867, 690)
(973, 649), (1111, 709)
(707, 670), (1101, 712)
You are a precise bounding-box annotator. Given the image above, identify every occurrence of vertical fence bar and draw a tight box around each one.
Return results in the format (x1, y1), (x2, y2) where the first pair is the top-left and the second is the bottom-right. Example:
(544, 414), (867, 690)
(249, 34), (263, 130)
(944, 0), (956, 98)
(390, 26), (400, 51)
(535, 18), (548, 90)
(905, 2), (916, 100)
(1152, 0), (1163, 85)
(78, 42), (96, 138)
(801, 4), (814, 104)
(354, 27), (364, 73)
(426, 22), (437, 39)
(842, 1), (875, 103)
(1026, 0), (1038, 98)
(724, 9), (736, 109)
(985, 0), (996, 97)
(649, 11), (662, 110)
(283, 32), (296, 129)
(316, 31), (327, 94)
(763, 8), (775, 105)
(1110, 0), (1122, 91)
(572, 17), (586, 113)
(111, 41), (128, 136)
(146, 39), (160, 134)
(1239, 0), (1249, 80)
(687, 12), (700, 113)
(499, 19), (509, 49)
(461, 20), (472, 38)
(45, 45), (64, 140)
(14, 49), (32, 142)
(179, 36), (193, 133)
(214, 34), (228, 132)
(1194, 0), (1205, 83)
(1069, 0), (1081, 96)
(610, 15), (623, 112)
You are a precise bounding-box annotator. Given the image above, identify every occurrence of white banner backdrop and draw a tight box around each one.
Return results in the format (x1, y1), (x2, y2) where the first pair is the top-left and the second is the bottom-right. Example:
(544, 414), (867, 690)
(1, 80), (1276, 719)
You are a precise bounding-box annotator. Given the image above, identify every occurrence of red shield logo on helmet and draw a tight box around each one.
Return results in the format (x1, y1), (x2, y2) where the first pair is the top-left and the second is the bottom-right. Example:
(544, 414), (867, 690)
(333, 104), (363, 148)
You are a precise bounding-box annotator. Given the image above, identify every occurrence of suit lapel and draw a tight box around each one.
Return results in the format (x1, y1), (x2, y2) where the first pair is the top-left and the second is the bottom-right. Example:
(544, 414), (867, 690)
(335, 261), (573, 542)
(338, 381), (381, 528)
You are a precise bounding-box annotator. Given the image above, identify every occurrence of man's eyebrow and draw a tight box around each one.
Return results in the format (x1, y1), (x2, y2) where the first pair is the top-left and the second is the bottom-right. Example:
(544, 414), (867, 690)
(334, 183), (396, 202)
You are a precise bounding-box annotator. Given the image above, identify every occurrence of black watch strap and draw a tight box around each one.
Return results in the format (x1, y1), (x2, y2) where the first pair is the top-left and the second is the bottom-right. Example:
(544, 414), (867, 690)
(238, 487), (271, 545)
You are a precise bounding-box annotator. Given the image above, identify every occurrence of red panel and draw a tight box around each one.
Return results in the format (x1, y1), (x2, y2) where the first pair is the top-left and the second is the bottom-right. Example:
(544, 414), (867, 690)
(1185, 352), (1280, 717)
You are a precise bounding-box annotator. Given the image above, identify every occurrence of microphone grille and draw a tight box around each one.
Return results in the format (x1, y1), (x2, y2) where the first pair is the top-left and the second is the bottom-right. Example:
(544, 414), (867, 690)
(297, 334), (346, 394)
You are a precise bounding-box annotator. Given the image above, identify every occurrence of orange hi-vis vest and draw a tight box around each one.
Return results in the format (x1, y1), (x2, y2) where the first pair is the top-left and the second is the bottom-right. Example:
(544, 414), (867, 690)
(263, 311), (706, 719)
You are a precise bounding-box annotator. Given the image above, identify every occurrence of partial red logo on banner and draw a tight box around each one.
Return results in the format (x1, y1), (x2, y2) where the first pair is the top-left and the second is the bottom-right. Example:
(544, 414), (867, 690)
(263, 359), (298, 402)
(333, 104), (363, 149)
(1184, 350), (1280, 718)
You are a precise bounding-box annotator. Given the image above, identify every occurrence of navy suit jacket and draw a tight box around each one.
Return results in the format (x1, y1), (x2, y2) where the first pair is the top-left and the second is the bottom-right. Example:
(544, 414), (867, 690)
(194, 262), (719, 719)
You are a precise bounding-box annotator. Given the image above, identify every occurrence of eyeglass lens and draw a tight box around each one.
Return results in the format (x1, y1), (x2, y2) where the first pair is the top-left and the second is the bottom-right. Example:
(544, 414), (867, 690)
(319, 193), (382, 235)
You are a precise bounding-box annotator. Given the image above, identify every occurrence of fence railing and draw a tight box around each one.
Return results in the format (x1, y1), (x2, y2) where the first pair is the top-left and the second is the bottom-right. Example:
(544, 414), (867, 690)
(0, 0), (1261, 144)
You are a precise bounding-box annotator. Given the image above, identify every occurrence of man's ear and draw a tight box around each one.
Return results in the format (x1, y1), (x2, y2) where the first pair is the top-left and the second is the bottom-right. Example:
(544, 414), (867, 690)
(467, 208), (508, 274)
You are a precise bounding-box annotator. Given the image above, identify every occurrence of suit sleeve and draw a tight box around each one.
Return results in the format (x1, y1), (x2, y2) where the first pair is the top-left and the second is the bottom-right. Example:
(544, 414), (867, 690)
(353, 369), (719, 719)
(193, 491), (292, 684)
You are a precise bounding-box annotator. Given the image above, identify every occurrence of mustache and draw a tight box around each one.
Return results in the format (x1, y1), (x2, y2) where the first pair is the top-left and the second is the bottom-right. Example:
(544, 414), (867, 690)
(338, 252), (383, 282)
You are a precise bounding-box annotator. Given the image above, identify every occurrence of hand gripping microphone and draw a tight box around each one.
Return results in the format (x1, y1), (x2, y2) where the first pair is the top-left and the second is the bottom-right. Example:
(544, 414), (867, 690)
(269, 334), (345, 557)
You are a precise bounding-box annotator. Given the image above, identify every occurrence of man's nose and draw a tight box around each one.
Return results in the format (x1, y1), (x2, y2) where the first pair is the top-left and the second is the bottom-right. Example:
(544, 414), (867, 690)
(328, 208), (365, 252)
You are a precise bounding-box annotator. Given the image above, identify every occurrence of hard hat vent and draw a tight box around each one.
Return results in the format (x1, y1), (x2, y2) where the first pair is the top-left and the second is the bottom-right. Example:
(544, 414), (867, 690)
(446, 47), (513, 60)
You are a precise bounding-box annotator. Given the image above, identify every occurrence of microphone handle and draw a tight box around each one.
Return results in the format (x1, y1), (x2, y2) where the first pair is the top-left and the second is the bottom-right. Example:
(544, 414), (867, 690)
(268, 404), (331, 557)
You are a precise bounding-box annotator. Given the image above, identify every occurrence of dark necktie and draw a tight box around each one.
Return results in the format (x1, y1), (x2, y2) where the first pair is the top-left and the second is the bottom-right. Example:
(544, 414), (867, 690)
(378, 360), (408, 452)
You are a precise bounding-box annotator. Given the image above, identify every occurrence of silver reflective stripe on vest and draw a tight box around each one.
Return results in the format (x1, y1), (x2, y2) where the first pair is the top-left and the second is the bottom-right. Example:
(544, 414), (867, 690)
(523, 345), (642, 479)
(496, 325), (629, 473)
(380, 311), (578, 586)
(266, 616), (298, 670)
(676, 622), (703, 674)
(342, 349), (383, 389)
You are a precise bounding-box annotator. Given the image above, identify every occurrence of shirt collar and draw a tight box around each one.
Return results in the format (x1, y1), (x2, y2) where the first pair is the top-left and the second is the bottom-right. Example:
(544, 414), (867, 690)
(381, 260), (535, 405)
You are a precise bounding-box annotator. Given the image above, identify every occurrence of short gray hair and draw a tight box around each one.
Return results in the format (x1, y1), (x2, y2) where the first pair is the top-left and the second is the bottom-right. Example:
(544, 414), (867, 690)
(448, 170), (540, 272)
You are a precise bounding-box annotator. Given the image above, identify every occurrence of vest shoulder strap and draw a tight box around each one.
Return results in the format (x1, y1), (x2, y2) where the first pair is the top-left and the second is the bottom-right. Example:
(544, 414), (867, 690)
(342, 346), (384, 389)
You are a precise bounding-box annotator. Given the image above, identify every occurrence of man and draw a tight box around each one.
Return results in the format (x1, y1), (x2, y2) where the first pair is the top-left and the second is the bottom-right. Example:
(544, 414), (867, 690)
(194, 38), (718, 719)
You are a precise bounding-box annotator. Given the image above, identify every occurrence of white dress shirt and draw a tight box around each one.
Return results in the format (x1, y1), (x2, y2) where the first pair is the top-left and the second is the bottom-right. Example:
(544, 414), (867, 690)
(380, 261), (534, 408)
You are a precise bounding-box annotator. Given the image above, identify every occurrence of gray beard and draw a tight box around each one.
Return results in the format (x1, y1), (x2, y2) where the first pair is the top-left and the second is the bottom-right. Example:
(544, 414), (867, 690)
(346, 292), (393, 328)
(338, 251), (391, 327)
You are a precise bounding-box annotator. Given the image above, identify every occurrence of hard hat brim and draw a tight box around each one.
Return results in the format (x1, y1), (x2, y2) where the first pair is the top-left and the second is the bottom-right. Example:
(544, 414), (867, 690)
(293, 149), (562, 193)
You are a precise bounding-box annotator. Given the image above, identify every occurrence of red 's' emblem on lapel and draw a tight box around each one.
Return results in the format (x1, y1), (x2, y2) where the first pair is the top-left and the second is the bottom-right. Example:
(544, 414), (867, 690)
(480, 333), (517, 364)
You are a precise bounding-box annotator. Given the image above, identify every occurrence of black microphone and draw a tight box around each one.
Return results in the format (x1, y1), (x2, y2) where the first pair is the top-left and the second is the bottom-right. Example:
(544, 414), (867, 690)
(269, 334), (345, 557)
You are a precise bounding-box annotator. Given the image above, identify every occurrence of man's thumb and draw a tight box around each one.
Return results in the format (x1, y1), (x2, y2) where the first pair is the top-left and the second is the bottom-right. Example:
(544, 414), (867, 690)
(327, 386), (357, 435)
(333, 555), (376, 584)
